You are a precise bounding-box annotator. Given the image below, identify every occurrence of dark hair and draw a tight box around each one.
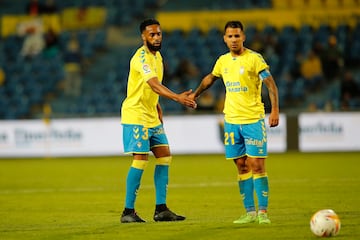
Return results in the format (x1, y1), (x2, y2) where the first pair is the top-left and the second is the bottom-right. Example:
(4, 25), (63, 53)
(139, 19), (160, 33)
(224, 21), (244, 32)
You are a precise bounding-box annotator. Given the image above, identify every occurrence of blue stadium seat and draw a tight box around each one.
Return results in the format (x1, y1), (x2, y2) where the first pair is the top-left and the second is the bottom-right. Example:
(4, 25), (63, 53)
(186, 28), (202, 44)
(58, 31), (71, 51)
(113, 5), (133, 25)
(3, 36), (23, 61)
(314, 24), (331, 46)
(267, 54), (280, 76)
(77, 30), (89, 46)
(349, 40), (360, 61)
(81, 41), (94, 58)
(335, 24), (350, 51)
(279, 26), (297, 43)
(244, 25), (257, 43)
(291, 77), (305, 100)
(261, 25), (276, 36)
(92, 29), (107, 50)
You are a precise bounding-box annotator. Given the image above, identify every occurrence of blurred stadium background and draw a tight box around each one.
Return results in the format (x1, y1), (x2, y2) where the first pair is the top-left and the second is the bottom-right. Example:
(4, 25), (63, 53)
(0, 0), (360, 156)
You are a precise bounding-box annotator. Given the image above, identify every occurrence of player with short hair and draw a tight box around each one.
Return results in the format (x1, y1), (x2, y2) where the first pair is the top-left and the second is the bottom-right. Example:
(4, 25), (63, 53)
(189, 20), (279, 224)
(120, 18), (197, 223)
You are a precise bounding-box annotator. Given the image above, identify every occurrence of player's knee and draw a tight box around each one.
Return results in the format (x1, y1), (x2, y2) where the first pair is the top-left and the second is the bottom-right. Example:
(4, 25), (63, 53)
(249, 157), (265, 173)
(156, 156), (172, 166)
(251, 165), (265, 174)
(234, 158), (248, 172)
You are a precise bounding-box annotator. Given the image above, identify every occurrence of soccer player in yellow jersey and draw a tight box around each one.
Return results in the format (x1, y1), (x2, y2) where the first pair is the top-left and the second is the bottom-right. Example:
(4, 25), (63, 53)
(190, 21), (279, 224)
(120, 19), (197, 223)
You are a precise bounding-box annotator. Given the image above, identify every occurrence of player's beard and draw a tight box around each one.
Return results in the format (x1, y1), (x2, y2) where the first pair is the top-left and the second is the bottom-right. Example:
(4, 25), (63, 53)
(147, 41), (161, 52)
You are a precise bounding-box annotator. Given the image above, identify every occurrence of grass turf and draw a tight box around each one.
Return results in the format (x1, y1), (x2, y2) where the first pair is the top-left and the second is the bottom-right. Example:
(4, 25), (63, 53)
(0, 152), (359, 240)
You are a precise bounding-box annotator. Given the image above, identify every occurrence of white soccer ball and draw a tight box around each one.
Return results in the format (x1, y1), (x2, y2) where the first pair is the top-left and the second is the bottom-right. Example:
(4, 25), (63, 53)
(310, 209), (341, 237)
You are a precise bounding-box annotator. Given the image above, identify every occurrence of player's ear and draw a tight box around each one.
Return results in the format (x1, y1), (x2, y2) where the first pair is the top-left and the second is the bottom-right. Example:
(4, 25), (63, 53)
(242, 33), (246, 42)
(141, 33), (146, 42)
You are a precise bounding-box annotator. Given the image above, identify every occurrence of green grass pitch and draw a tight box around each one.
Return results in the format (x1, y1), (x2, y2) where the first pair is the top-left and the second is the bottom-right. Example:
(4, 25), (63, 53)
(0, 152), (359, 240)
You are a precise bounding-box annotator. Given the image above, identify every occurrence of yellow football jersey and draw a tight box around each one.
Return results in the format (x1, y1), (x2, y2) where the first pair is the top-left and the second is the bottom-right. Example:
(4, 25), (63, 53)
(212, 48), (268, 124)
(121, 46), (163, 127)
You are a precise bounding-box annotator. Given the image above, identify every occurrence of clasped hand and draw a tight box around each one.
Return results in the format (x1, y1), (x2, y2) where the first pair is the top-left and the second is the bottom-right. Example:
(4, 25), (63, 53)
(178, 90), (197, 109)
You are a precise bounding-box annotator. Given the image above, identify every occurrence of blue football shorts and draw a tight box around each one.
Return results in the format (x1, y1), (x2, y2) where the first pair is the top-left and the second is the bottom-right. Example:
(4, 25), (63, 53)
(223, 119), (267, 159)
(122, 124), (169, 154)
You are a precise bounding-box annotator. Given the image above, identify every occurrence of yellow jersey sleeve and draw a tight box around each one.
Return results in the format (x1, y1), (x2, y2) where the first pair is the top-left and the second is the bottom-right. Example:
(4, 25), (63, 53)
(212, 56), (223, 78)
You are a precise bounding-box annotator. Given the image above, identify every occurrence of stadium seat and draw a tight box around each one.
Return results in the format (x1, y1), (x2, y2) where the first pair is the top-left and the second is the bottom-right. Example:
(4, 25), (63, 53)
(262, 25), (276, 36)
(92, 29), (107, 50)
(291, 77), (305, 100)
(314, 24), (331, 46)
(278, 25), (297, 46)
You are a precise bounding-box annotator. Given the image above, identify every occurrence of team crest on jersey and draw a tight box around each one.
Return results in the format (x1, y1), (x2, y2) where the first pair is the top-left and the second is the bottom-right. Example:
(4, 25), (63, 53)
(142, 64), (151, 74)
(239, 66), (245, 74)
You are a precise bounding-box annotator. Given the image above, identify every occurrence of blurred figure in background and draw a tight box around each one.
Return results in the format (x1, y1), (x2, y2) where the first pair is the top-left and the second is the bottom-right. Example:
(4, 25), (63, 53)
(321, 35), (344, 82)
(249, 32), (264, 53)
(0, 66), (5, 86)
(41, 0), (59, 14)
(306, 102), (319, 112)
(43, 28), (60, 58)
(63, 37), (83, 97)
(17, 18), (45, 59)
(42, 102), (52, 125)
(196, 90), (216, 111)
(173, 58), (200, 90)
(341, 71), (360, 110)
(300, 49), (323, 91)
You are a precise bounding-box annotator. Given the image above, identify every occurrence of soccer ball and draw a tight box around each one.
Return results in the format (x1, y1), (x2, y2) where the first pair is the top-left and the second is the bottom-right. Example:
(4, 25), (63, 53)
(310, 209), (341, 237)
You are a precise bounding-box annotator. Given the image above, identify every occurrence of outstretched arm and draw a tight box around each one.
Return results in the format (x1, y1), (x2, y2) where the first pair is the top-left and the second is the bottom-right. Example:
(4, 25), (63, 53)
(190, 73), (218, 100)
(147, 77), (197, 108)
(263, 75), (279, 127)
